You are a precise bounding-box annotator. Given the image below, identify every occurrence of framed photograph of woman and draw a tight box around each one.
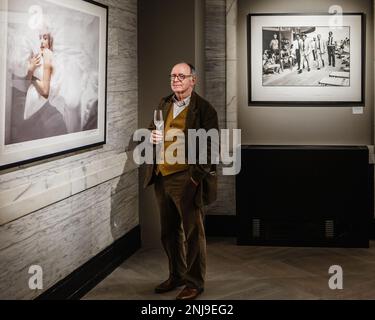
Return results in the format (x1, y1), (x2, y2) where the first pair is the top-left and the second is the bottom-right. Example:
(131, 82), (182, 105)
(247, 13), (365, 106)
(0, 0), (108, 169)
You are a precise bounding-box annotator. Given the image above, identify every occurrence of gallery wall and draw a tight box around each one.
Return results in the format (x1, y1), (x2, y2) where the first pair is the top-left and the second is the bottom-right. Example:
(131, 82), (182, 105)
(0, 0), (138, 299)
(187, 0), (375, 220)
(237, 0), (374, 145)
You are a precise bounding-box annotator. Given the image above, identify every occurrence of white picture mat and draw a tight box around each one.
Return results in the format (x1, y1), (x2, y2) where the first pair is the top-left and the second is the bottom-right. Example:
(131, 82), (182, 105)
(249, 14), (363, 103)
(0, 0), (107, 167)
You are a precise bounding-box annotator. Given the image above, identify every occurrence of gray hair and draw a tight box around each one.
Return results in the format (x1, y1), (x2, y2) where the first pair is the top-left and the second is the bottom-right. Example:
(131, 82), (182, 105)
(176, 62), (196, 76)
(188, 63), (196, 76)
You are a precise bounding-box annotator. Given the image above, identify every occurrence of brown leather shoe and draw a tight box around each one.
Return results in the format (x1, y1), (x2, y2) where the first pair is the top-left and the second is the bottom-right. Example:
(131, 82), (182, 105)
(154, 278), (185, 293)
(176, 286), (204, 300)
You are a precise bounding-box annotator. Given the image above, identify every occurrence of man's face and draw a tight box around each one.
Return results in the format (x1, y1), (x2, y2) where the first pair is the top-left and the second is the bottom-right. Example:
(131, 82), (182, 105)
(296, 35), (300, 40)
(273, 34), (277, 39)
(170, 63), (196, 96)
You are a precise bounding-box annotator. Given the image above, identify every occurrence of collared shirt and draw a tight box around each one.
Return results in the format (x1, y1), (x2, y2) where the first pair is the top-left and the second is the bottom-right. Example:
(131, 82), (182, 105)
(173, 95), (191, 119)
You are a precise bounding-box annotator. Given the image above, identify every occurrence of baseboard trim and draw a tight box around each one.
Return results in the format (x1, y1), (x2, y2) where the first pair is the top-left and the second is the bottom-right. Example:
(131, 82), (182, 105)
(205, 215), (236, 237)
(36, 225), (141, 300)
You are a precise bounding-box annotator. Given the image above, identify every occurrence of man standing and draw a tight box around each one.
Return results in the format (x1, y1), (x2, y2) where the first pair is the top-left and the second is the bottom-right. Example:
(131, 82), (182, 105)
(316, 34), (326, 70)
(292, 33), (303, 73)
(311, 37), (317, 61)
(327, 31), (336, 67)
(269, 33), (279, 54)
(301, 33), (311, 72)
(144, 62), (218, 300)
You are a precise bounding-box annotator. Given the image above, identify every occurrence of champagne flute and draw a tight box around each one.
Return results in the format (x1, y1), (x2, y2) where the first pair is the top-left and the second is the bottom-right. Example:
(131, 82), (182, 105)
(153, 109), (163, 144)
(154, 110), (163, 130)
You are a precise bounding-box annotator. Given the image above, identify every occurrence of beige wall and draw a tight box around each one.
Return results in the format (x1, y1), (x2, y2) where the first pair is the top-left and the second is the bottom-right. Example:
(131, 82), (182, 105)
(238, 0), (374, 145)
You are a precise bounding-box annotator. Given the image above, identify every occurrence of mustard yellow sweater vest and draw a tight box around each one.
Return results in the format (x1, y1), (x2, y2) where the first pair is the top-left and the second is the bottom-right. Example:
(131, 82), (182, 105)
(156, 105), (189, 176)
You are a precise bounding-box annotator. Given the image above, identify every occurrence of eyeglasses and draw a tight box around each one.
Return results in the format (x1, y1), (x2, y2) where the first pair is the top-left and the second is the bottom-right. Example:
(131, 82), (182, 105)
(169, 74), (193, 81)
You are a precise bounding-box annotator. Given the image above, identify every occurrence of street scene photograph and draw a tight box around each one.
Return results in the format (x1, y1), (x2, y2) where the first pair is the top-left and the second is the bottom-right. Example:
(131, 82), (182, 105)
(262, 26), (350, 87)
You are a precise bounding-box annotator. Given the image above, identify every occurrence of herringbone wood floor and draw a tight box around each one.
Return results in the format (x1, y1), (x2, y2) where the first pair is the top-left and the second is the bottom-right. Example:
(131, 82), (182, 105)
(83, 238), (375, 300)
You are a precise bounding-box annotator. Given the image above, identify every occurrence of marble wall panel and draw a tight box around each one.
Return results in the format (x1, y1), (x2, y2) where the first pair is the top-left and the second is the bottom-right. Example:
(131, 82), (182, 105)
(205, 0), (236, 216)
(0, 0), (138, 299)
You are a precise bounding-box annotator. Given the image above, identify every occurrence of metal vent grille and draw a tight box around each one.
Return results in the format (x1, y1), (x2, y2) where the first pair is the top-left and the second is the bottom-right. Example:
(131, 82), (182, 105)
(325, 220), (334, 238)
(252, 219), (261, 238)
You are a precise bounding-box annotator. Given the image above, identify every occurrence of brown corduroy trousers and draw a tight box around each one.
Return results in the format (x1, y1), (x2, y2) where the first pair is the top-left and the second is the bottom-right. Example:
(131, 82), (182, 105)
(154, 170), (206, 290)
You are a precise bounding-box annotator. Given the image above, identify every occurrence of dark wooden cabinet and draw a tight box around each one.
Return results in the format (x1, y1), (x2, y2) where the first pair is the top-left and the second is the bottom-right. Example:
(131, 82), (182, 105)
(236, 146), (373, 248)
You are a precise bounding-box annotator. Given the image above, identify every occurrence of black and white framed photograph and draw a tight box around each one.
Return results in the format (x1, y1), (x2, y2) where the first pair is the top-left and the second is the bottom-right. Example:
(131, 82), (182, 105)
(247, 13), (365, 105)
(0, 0), (108, 169)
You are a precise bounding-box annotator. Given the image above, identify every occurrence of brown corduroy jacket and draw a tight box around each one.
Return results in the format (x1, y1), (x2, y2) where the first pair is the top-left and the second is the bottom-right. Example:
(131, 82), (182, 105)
(143, 91), (219, 207)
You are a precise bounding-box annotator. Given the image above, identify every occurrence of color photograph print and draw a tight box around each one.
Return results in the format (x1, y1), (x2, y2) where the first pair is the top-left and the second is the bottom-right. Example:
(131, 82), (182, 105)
(0, 0), (107, 169)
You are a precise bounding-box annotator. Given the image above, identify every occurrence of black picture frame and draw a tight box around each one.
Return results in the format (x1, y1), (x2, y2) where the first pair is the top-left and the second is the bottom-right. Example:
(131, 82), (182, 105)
(247, 13), (365, 106)
(0, 0), (108, 170)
